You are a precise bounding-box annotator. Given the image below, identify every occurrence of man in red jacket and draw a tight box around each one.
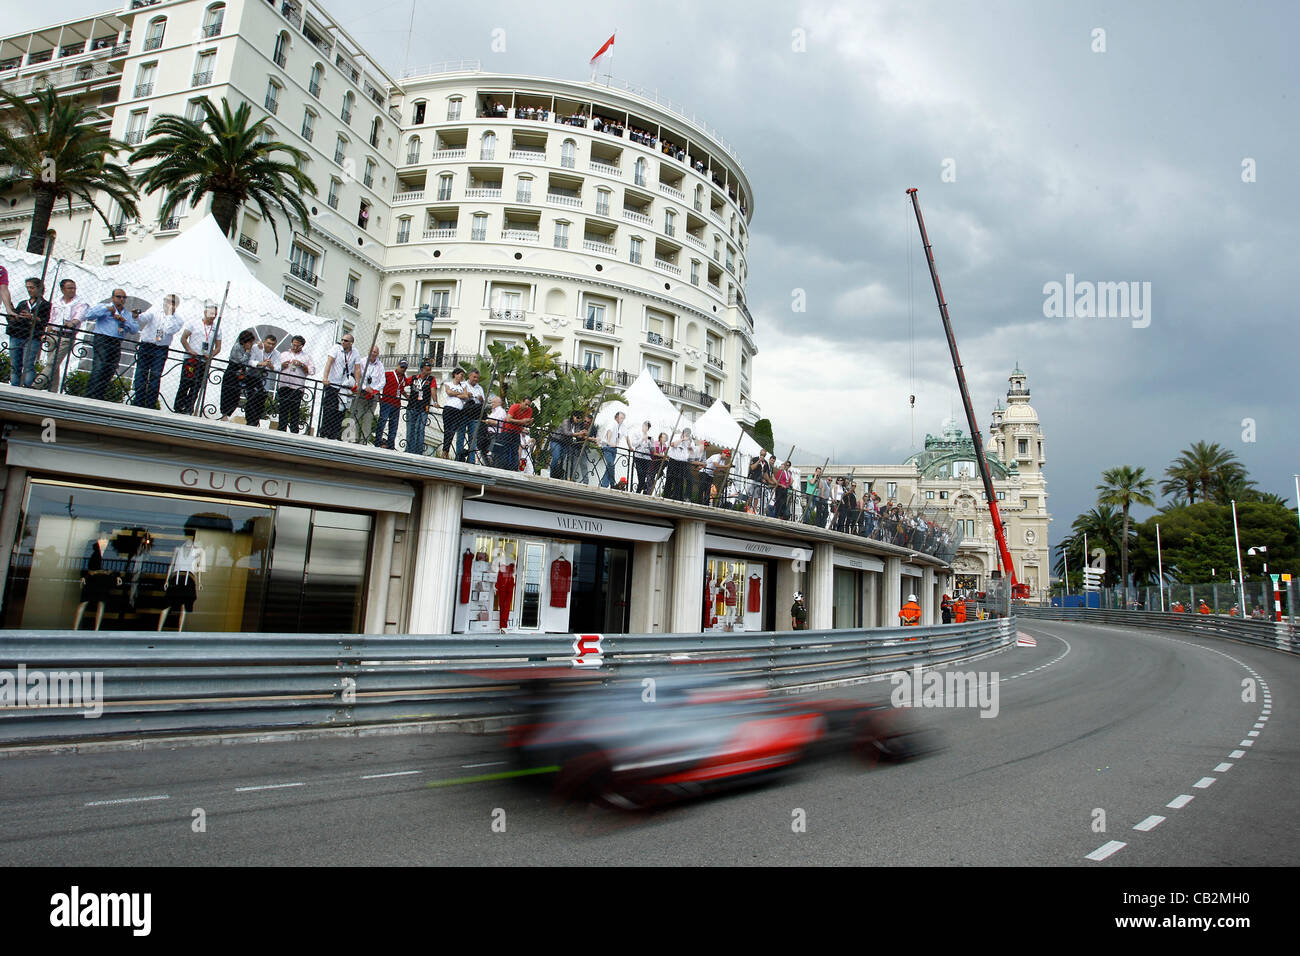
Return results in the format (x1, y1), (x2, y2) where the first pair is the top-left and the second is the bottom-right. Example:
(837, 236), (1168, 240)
(376, 359), (409, 449)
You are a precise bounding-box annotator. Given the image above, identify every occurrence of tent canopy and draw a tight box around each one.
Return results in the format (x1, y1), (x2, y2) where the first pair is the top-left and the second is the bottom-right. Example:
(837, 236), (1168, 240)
(595, 369), (680, 435)
(691, 399), (762, 457)
(131, 214), (260, 285)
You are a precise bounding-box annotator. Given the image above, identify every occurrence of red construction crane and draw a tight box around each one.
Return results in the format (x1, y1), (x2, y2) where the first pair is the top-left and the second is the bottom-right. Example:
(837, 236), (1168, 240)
(907, 187), (1030, 601)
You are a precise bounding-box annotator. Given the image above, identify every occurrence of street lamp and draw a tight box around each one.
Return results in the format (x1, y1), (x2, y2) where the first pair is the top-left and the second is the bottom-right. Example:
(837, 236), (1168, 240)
(414, 304), (433, 363)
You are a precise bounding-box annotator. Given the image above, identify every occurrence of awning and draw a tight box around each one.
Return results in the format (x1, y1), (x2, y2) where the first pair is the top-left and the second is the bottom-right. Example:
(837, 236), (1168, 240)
(463, 499), (673, 542)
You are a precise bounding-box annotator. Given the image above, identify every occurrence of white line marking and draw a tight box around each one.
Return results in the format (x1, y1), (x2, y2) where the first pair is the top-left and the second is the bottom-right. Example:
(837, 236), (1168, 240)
(1254, 723), (1265, 728)
(84, 794), (170, 807)
(361, 770), (421, 779)
(1240, 740), (1254, 747)
(1230, 750), (1246, 758)
(1085, 840), (1127, 861)
(235, 782), (305, 792)
(1214, 762), (1233, 772)
(1133, 815), (1165, 831)
(1193, 777), (1216, 789)
(1167, 794), (1194, 809)
(462, 761), (507, 768)
(1247, 731), (1260, 737)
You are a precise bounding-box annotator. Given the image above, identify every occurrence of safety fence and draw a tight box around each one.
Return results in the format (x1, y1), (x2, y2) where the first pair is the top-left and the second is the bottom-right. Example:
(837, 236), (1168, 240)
(1049, 581), (1294, 619)
(0, 618), (1014, 746)
(1017, 605), (1298, 656)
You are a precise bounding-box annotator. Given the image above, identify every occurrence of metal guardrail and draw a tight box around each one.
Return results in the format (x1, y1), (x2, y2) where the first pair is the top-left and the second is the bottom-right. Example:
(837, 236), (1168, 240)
(0, 619), (1014, 746)
(1017, 605), (1298, 656)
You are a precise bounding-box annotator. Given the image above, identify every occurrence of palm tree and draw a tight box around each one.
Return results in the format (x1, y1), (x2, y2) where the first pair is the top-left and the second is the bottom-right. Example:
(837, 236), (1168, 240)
(129, 97), (314, 251)
(1162, 441), (1244, 505)
(0, 88), (139, 254)
(1055, 506), (1129, 586)
(1097, 465), (1156, 588)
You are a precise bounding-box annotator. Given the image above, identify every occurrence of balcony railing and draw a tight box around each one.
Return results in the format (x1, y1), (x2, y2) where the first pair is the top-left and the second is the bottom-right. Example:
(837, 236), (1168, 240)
(464, 187), (501, 199)
(238, 234), (258, 254)
(509, 147), (546, 161)
(432, 148), (465, 160)
(301, 124), (314, 141)
(589, 160), (621, 176)
(404, 150), (420, 165)
(583, 239), (615, 255)
(273, 50), (286, 67)
(488, 309), (528, 322)
(344, 291), (359, 308)
(682, 232), (705, 249)
(363, 82), (384, 107)
(594, 202), (610, 217)
(707, 280), (722, 294)
(653, 258), (681, 276)
(546, 192), (581, 207)
(583, 317), (614, 334)
(289, 262), (318, 286)
(125, 129), (145, 145)
(308, 80), (320, 97)
(502, 228), (540, 243)
(333, 147), (345, 163)
(133, 82), (153, 98)
(664, 224), (675, 237)
(202, 23), (223, 38)
(265, 95), (279, 114)
(28, 51), (53, 65)
(514, 189), (531, 204)
(304, 26), (332, 57)
(622, 208), (651, 225)
(553, 234), (569, 249)
(645, 331), (675, 348)
(340, 107), (352, 123)
(393, 189), (424, 203)
(326, 193), (339, 209)
(159, 216), (180, 232)
(192, 71), (213, 87)
(422, 227), (456, 239)
(281, 2), (303, 28)
(706, 353), (725, 370)
(658, 182), (685, 200)
(108, 222), (128, 238)
(144, 36), (163, 51)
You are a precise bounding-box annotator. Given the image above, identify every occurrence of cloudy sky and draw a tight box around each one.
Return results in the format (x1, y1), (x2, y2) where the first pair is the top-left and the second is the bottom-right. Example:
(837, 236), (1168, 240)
(16, 0), (1298, 554)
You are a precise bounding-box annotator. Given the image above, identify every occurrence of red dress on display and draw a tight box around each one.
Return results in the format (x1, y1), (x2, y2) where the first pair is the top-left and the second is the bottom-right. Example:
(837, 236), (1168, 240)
(724, 579), (737, 606)
(747, 574), (762, 613)
(549, 556), (572, 608)
(496, 563), (516, 629)
(459, 550), (473, 604)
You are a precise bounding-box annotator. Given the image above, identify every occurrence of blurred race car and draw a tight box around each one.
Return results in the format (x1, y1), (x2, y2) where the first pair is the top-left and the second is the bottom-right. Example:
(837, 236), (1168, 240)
(504, 672), (936, 810)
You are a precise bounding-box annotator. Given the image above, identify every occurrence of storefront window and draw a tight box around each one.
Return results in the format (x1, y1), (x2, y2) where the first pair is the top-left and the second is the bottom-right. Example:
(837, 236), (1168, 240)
(833, 567), (862, 629)
(703, 555), (768, 632)
(3, 480), (371, 632)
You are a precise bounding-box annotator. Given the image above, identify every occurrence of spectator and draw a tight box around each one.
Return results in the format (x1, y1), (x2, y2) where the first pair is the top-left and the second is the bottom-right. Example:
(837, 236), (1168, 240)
(629, 420), (654, 494)
(319, 333), (358, 440)
(441, 366), (467, 458)
(7, 277), (50, 388)
(175, 302), (220, 415)
(44, 278), (87, 393)
(791, 591), (808, 630)
(482, 394), (507, 464)
(499, 396), (533, 471)
(377, 359), (409, 449)
(405, 358), (436, 456)
(244, 333), (280, 427)
(649, 431), (669, 493)
(702, 448), (731, 505)
(353, 345), (386, 444)
(132, 294), (184, 409)
(219, 329), (257, 422)
(552, 412), (581, 479)
(275, 335), (314, 433)
(457, 368), (485, 461)
(0, 264), (13, 324)
(84, 289), (138, 401)
(665, 428), (694, 501)
(775, 459), (793, 519)
(600, 411), (627, 488)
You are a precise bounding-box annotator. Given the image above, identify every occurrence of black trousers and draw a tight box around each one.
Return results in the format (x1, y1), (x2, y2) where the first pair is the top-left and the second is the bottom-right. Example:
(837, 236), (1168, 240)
(277, 386), (305, 433)
(320, 385), (346, 440)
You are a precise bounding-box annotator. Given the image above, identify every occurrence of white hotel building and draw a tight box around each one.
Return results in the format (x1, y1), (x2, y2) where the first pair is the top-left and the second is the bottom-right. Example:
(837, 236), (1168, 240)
(0, 0), (760, 421)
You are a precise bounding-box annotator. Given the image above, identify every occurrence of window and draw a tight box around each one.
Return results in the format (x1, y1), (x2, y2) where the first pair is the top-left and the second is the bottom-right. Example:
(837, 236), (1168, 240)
(629, 236), (642, 264)
(997, 491), (1006, 501)
(369, 115), (381, 148)
(185, 98), (204, 122)
(561, 139), (576, 169)
(644, 361), (663, 382)
(389, 292), (403, 310)
(334, 134), (346, 164)
(396, 217), (411, 243)
(290, 244), (318, 281)
(327, 178), (340, 208)
(553, 221), (569, 249)
(887, 482), (898, 499)
(446, 96), (462, 120)
(308, 62), (323, 97)
(144, 17), (166, 50)
(595, 189), (611, 217)
(690, 260), (700, 286)
(471, 213), (488, 241)
(694, 184), (704, 212)
(301, 108), (315, 142)
(265, 78), (281, 114)
(345, 273), (359, 307)
(926, 491), (935, 500)
(633, 157), (646, 187)
(585, 302), (607, 330)
(582, 350), (603, 371)
(202, 4), (225, 38)
(664, 209), (675, 236)
(480, 131), (495, 160)
(341, 92), (354, 123)
(125, 109), (148, 145)
(515, 175), (532, 203)
(363, 159), (374, 188)
(965, 520), (976, 537)
(357, 200), (370, 230)
(102, 254), (121, 266)
(272, 31), (288, 67)
(427, 290), (450, 316)
(1017, 439), (1028, 456)
(437, 173), (453, 201)
(412, 101), (425, 124)
(939, 491), (949, 500)
(135, 62), (156, 98)
(405, 135), (420, 165)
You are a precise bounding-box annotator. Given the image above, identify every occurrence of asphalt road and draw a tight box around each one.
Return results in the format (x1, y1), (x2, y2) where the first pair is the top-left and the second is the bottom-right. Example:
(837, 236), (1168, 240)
(1, 619), (1294, 866)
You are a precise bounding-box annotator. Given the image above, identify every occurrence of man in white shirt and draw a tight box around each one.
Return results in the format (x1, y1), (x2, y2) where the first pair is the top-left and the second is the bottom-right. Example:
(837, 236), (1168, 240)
(131, 294), (186, 410)
(702, 448), (731, 505)
(456, 368), (486, 461)
(175, 304), (221, 415)
(319, 333), (358, 440)
(483, 394), (508, 466)
(599, 411), (627, 488)
(243, 333), (281, 428)
(276, 335), (315, 434)
(666, 428), (693, 501)
(44, 278), (88, 393)
(350, 345), (386, 444)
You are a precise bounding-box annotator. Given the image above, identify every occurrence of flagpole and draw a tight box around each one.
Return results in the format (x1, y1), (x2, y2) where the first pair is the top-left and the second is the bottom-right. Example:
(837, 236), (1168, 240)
(606, 29), (615, 86)
(1156, 522), (1165, 612)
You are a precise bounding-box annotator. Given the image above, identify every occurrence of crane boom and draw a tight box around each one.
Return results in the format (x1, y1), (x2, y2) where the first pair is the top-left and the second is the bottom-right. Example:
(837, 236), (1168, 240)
(906, 188), (1029, 600)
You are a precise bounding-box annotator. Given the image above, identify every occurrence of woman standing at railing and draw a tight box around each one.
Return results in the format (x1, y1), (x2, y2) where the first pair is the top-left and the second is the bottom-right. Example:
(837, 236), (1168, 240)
(219, 330), (257, 421)
(629, 421), (654, 494)
(649, 431), (670, 495)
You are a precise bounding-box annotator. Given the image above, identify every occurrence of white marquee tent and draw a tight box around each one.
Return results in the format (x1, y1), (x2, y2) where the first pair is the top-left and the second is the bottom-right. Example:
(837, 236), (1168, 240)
(691, 398), (763, 457)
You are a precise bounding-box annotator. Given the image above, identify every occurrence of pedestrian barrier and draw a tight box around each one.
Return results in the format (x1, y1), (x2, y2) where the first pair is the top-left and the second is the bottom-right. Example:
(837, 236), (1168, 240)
(0, 618), (1014, 746)
(1016, 605), (1298, 656)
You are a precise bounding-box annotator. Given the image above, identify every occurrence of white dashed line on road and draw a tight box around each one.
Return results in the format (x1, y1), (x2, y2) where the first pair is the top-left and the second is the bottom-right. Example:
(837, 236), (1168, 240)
(1133, 815), (1165, 832)
(1240, 740), (1254, 747)
(1247, 731), (1260, 737)
(361, 770), (421, 779)
(1193, 777), (1216, 789)
(1085, 841), (1127, 862)
(462, 761), (507, 768)
(1229, 750), (1245, 759)
(1214, 763), (1233, 772)
(85, 795), (170, 807)
(1167, 795), (1194, 809)
(235, 782), (305, 792)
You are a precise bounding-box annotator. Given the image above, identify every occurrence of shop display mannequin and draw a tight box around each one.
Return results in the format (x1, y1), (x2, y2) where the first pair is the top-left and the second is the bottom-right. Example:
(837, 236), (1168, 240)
(74, 537), (118, 630)
(159, 532), (206, 631)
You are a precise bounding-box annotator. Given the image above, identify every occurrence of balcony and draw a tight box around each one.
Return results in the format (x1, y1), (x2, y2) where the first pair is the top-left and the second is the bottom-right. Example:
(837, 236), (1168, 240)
(265, 95), (280, 115)
(509, 147), (546, 162)
(301, 124), (314, 142)
(583, 317), (615, 334)
(202, 23), (223, 38)
(653, 258), (681, 276)
(144, 36), (163, 52)
(289, 262), (318, 286)
(344, 291), (359, 308)
(340, 107), (352, 124)
(192, 71), (213, 87)
(130, 0), (161, 5)
(594, 201), (610, 218)
(125, 129), (145, 145)
(706, 353), (725, 371)
(404, 149), (420, 165)
(583, 239), (615, 255)
(273, 50), (287, 68)
(422, 227), (456, 239)
(336, 54), (359, 82)
(393, 189), (424, 203)
(158, 216), (180, 232)
(502, 228), (540, 243)
(658, 182), (685, 201)
(308, 80), (320, 98)
(707, 279), (721, 294)
(326, 193), (339, 209)
(303, 25), (332, 57)
(546, 192), (581, 208)
(280, 2), (303, 28)
(133, 82), (153, 98)
(107, 222), (128, 239)
(363, 82), (384, 107)
(622, 208), (651, 226)
(588, 160), (621, 177)
(488, 309), (528, 323)
(28, 51), (53, 65)
(238, 234), (258, 254)
(432, 148), (465, 160)
(682, 231), (705, 250)
(645, 331), (675, 349)
(333, 147), (345, 164)
(423, 306), (453, 320)
(464, 187), (501, 199)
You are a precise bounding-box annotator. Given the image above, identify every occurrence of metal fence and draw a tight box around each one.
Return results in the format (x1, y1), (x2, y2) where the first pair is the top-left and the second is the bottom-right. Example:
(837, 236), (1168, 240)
(1017, 605), (1298, 656)
(1047, 580), (1295, 621)
(0, 618), (1014, 746)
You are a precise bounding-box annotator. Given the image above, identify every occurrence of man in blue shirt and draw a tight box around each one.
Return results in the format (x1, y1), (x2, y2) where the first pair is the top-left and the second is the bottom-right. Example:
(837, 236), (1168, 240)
(83, 289), (139, 402)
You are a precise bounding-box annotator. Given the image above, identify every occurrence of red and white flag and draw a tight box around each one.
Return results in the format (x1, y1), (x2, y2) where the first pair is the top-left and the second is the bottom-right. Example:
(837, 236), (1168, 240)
(590, 32), (615, 66)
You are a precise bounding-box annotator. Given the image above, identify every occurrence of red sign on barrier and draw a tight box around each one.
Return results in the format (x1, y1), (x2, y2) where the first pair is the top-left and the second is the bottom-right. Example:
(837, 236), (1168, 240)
(572, 633), (604, 668)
